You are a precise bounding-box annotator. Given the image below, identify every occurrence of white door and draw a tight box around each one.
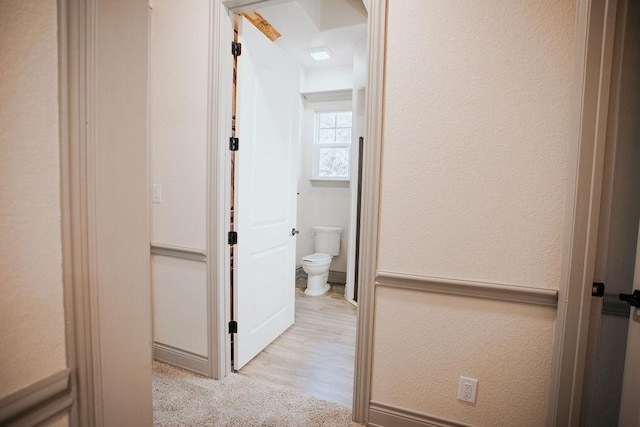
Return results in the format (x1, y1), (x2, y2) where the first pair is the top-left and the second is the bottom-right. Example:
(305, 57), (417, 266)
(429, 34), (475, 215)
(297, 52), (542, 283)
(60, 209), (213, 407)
(619, 221), (640, 426)
(233, 17), (300, 370)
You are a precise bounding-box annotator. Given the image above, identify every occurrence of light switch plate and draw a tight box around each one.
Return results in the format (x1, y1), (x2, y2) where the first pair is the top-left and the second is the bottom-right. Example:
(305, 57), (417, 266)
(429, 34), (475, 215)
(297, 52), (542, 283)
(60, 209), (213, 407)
(152, 184), (162, 203)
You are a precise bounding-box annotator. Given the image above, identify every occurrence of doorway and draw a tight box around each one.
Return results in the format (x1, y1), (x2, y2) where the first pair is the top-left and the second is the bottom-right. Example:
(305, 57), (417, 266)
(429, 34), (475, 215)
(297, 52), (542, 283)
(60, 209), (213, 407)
(227, 1), (368, 407)
(580, 0), (640, 424)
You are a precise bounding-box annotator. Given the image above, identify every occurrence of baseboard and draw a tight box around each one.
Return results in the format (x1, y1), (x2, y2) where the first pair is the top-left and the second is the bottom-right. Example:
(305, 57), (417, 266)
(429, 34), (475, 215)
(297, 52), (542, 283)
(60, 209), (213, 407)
(295, 268), (347, 285)
(368, 401), (472, 427)
(329, 270), (347, 284)
(154, 342), (209, 376)
(0, 369), (72, 427)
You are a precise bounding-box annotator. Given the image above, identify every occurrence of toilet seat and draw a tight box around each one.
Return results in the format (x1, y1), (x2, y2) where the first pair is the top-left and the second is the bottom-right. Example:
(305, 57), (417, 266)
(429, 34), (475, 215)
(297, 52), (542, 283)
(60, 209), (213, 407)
(302, 253), (331, 264)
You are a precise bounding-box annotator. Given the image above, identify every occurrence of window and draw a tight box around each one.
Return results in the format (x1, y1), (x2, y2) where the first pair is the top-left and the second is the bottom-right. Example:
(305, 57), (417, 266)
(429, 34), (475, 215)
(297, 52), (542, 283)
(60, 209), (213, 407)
(313, 110), (352, 180)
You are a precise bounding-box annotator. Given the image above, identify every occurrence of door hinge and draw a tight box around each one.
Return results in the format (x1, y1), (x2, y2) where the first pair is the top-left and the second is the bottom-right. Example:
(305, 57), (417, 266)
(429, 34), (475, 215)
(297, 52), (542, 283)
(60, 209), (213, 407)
(592, 282), (605, 298)
(228, 320), (238, 334)
(231, 41), (242, 57)
(228, 231), (237, 245)
(229, 137), (239, 151)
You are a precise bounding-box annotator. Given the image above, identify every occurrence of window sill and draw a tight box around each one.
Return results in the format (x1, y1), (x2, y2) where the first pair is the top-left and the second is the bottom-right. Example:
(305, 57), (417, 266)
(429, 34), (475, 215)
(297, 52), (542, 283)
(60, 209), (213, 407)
(310, 179), (350, 188)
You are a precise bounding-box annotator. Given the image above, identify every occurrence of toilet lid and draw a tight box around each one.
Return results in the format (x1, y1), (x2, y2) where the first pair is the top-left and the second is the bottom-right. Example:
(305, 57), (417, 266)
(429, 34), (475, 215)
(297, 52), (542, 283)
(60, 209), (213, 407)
(302, 253), (331, 263)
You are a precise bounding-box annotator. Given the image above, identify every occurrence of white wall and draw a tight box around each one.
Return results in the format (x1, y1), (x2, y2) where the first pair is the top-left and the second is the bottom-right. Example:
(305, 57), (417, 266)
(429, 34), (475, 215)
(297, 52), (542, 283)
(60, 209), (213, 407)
(301, 65), (354, 93)
(371, 0), (576, 425)
(150, 0), (209, 357)
(0, 0), (67, 400)
(297, 96), (353, 273)
(297, 66), (357, 273)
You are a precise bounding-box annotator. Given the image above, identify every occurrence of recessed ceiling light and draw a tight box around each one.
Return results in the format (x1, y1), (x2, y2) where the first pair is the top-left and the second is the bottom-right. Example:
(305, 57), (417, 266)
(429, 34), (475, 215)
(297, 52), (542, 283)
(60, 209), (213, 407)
(309, 48), (332, 61)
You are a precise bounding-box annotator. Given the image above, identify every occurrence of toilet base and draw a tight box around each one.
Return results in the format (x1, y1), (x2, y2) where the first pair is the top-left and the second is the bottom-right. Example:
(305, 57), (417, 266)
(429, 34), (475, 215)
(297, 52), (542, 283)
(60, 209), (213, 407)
(304, 272), (331, 296)
(304, 283), (330, 296)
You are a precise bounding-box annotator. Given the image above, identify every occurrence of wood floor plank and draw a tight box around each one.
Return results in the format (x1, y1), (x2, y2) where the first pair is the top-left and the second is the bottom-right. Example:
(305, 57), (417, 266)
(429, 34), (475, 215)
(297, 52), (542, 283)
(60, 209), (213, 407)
(239, 283), (357, 407)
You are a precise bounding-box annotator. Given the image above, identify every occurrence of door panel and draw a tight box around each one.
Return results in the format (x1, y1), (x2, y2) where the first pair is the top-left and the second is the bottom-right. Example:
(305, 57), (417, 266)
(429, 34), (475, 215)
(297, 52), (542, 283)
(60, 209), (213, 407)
(619, 221), (640, 426)
(234, 16), (300, 369)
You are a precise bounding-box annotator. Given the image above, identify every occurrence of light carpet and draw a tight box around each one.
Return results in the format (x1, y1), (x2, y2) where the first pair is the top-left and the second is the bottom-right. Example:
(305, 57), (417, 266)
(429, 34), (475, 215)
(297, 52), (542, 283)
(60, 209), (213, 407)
(153, 362), (363, 426)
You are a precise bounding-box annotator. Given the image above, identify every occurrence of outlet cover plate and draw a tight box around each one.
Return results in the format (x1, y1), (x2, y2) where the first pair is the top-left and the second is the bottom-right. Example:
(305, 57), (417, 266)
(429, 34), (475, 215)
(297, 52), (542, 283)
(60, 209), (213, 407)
(458, 376), (478, 403)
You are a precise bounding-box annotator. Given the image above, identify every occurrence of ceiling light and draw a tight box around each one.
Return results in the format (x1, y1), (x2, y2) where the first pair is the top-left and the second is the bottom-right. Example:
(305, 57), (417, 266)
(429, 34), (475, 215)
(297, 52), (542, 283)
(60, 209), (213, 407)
(309, 48), (332, 61)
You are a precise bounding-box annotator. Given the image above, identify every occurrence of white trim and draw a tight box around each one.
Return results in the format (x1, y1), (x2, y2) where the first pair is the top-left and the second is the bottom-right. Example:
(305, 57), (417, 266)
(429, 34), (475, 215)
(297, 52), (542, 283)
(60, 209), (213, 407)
(208, 0), (233, 380)
(153, 343), (210, 375)
(352, 0), (386, 423)
(60, 0), (103, 425)
(368, 401), (472, 427)
(309, 179), (350, 188)
(0, 370), (72, 426)
(312, 109), (353, 180)
(214, 0), (235, 379)
(151, 243), (207, 262)
(221, 0), (293, 13)
(547, 0), (619, 425)
(302, 89), (353, 103)
(581, 0), (627, 422)
(376, 271), (559, 307)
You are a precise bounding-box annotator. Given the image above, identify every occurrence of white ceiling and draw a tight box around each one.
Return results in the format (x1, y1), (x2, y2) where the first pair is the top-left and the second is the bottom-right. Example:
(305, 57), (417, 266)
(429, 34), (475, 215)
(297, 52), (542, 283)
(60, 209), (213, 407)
(254, 0), (367, 71)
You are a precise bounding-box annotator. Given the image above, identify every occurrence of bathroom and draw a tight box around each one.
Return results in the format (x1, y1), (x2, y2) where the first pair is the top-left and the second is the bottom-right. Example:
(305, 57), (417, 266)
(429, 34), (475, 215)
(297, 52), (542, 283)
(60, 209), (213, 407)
(239, 0), (367, 305)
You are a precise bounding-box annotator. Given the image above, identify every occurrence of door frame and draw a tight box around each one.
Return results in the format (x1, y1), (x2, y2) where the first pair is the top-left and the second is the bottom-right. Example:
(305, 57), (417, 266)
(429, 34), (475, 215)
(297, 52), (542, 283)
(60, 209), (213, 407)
(547, 0), (621, 425)
(212, 0), (385, 422)
(579, 0), (631, 422)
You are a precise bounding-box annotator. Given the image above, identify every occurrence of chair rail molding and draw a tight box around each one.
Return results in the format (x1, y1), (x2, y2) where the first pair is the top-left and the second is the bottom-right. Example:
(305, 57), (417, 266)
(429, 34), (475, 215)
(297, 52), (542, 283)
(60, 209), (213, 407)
(376, 271), (559, 307)
(0, 370), (72, 426)
(151, 243), (207, 262)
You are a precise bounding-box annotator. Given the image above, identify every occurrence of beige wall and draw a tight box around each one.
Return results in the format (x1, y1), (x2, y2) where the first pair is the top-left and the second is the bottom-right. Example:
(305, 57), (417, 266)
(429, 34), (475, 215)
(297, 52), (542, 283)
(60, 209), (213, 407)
(150, 0), (210, 357)
(94, 0), (152, 424)
(371, 0), (576, 425)
(378, 0), (575, 288)
(151, 0), (208, 250)
(0, 0), (67, 399)
(372, 288), (556, 424)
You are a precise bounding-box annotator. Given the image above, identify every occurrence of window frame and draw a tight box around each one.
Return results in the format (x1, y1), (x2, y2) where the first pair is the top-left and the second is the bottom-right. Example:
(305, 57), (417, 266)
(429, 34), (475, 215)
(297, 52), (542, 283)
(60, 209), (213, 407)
(312, 107), (353, 181)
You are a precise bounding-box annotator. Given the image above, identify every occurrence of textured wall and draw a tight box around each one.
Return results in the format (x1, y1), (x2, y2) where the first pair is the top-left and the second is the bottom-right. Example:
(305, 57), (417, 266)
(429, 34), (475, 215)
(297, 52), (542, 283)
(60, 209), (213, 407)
(372, 288), (556, 425)
(372, 0), (576, 424)
(150, 0), (210, 358)
(0, 0), (67, 398)
(151, 0), (208, 250)
(378, 0), (575, 289)
(152, 256), (208, 355)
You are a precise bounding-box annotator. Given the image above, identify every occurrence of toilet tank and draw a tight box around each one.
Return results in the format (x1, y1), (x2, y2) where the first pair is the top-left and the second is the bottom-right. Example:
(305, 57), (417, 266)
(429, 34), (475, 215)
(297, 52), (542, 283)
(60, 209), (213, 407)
(313, 226), (342, 256)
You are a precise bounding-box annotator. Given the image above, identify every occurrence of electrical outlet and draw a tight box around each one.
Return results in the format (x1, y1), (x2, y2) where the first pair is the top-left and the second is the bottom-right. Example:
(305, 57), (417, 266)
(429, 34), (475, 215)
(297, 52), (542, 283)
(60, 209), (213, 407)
(458, 376), (478, 403)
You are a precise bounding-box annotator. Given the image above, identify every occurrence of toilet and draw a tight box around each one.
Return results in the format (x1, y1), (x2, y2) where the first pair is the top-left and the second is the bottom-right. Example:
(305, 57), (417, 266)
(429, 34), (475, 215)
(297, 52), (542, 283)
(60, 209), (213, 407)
(301, 226), (343, 296)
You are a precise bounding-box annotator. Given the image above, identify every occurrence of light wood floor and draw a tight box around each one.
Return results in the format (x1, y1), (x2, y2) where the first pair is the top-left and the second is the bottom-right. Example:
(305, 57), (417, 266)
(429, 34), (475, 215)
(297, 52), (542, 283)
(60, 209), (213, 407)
(239, 282), (357, 407)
